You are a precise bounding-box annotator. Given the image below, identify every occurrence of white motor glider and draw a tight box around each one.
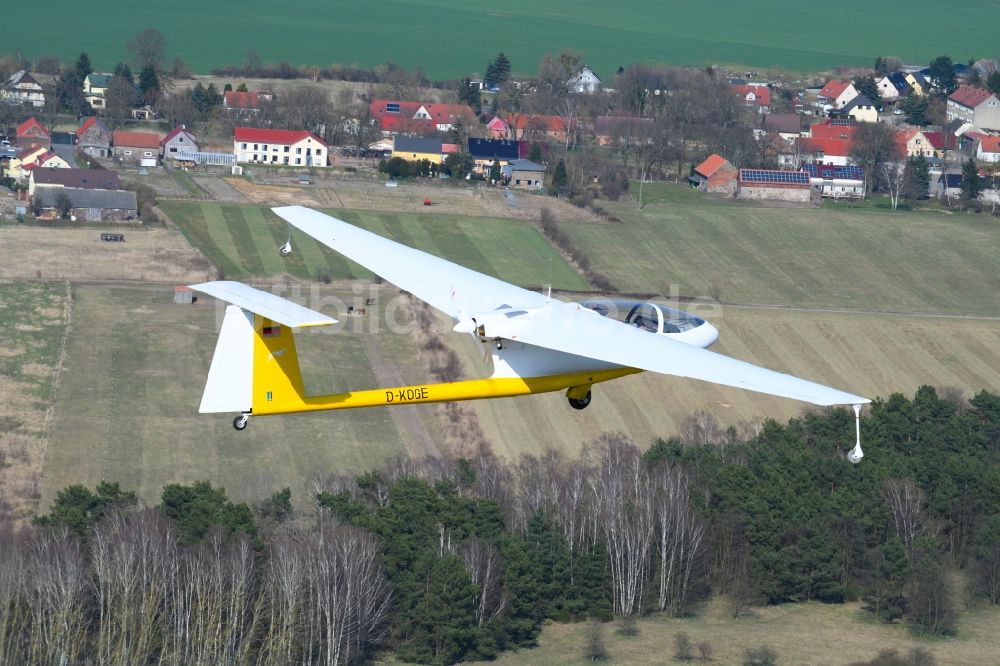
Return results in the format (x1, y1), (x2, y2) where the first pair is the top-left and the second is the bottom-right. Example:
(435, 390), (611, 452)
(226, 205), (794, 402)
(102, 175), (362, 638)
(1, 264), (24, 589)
(190, 206), (869, 462)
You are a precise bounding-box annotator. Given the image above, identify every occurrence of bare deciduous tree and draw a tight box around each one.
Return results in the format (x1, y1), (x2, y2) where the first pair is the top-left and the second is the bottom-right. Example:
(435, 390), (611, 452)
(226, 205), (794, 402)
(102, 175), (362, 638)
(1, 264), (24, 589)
(883, 477), (927, 557)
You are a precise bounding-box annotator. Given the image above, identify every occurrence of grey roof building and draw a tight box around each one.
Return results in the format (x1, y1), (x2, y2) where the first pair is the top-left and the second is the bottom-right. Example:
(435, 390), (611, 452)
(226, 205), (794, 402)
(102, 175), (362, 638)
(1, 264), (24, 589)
(36, 187), (137, 213)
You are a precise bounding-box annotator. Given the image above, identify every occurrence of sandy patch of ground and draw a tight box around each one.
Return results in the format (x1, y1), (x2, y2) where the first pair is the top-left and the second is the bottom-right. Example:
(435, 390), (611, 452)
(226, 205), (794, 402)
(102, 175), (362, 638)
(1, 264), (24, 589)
(0, 227), (215, 283)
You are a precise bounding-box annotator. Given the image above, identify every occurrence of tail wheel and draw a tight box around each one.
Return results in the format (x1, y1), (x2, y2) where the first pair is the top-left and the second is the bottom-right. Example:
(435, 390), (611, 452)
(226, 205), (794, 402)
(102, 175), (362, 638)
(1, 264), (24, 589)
(233, 414), (250, 431)
(568, 390), (592, 410)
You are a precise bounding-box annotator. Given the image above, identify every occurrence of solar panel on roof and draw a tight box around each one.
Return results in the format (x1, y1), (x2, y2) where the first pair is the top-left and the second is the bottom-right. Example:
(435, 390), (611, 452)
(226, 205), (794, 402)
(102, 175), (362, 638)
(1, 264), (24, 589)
(739, 169), (809, 184)
(803, 164), (864, 179)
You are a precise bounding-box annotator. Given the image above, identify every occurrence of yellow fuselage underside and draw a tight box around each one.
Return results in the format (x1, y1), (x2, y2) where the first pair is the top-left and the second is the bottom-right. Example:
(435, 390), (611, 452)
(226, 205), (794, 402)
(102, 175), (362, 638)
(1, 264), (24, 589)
(250, 315), (640, 416)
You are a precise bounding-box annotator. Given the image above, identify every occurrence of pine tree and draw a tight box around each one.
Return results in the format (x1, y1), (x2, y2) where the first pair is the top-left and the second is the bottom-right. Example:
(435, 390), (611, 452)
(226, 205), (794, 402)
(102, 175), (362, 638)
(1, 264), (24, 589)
(489, 159), (501, 184)
(205, 82), (222, 107)
(928, 55), (958, 95)
(551, 158), (569, 196)
(458, 77), (481, 110)
(529, 142), (543, 163)
(961, 157), (983, 202)
(902, 94), (929, 126)
(74, 52), (92, 80)
(190, 82), (207, 112)
(874, 55), (888, 76)
(484, 60), (499, 89)
(138, 64), (160, 94)
(903, 155), (930, 203)
(853, 74), (883, 108)
(494, 52), (512, 84)
(113, 62), (133, 84)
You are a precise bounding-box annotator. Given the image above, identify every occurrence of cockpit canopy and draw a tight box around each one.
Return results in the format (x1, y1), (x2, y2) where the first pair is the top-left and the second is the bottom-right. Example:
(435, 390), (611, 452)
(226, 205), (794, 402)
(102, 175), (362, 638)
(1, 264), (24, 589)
(579, 298), (706, 334)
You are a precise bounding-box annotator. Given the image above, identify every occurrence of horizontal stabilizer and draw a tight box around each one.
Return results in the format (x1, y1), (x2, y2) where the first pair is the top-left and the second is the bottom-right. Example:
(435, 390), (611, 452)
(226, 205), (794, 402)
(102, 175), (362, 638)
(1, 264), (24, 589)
(189, 281), (337, 328)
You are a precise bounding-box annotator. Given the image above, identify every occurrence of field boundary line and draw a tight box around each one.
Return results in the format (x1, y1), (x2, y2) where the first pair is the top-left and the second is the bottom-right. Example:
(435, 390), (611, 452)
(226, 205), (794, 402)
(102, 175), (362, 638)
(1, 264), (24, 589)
(37, 280), (73, 513)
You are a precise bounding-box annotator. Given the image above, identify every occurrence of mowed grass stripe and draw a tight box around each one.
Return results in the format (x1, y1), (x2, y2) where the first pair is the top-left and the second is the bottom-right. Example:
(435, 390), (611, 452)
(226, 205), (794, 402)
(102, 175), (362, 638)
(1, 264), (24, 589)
(242, 206), (288, 275)
(220, 207), (267, 276)
(178, 204), (244, 278)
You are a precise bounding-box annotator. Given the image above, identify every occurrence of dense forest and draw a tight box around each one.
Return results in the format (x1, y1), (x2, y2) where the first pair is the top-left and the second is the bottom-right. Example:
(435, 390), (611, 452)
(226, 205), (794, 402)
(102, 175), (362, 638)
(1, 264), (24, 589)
(1, 386), (998, 664)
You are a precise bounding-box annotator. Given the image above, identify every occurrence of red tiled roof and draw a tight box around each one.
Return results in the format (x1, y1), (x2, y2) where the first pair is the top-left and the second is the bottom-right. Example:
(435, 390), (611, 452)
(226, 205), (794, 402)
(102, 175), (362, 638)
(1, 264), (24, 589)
(16, 146), (46, 161)
(810, 121), (858, 142)
(160, 126), (197, 147)
(949, 84), (994, 108)
(113, 131), (162, 149)
(979, 136), (1000, 154)
(233, 127), (327, 146)
(16, 117), (49, 138)
(425, 103), (476, 124)
(369, 100), (428, 132)
(78, 117), (97, 135)
(487, 117), (508, 131)
(923, 131), (946, 150)
(818, 80), (851, 100)
(732, 84), (771, 106)
(798, 136), (853, 157)
(506, 114), (570, 132)
(442, 143), (460, 154)
(694, 154), (730, 178)
(224, 91), (268, 110)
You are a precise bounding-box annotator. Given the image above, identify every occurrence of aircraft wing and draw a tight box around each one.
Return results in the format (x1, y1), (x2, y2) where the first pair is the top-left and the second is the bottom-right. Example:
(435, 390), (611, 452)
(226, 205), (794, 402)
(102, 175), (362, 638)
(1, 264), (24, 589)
(273, 206), (549, 319)
(515, 303), (869, 407)
(274, 206), (869, 407)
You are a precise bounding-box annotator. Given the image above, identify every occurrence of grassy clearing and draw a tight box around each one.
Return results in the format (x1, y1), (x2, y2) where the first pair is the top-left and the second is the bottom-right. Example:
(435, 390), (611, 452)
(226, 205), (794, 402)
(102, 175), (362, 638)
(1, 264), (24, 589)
(563, 188), (1000, 316)
(458, 597), (1000, 666)
(461, 305), (1000, 461)
(16, 0), (1000, 78)
(0, 281), (68, 519)
(40, 283), (443, 509)
(160, 201), (590, 290)
(0, 225), (214, 283)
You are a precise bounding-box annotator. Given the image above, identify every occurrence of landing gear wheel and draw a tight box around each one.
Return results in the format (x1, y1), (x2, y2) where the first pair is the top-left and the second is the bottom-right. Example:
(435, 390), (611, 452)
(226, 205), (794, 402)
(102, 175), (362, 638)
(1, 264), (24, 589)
(568, 390), (592, 410)
(233, 414), (250, 431)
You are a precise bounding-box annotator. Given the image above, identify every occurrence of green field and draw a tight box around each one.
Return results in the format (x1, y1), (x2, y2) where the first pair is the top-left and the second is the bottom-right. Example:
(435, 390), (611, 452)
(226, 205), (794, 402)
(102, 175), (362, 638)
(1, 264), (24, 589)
(160, 202), (590, 290)
(563, 191), (1000, 316)
(14, 0), (1000, 78)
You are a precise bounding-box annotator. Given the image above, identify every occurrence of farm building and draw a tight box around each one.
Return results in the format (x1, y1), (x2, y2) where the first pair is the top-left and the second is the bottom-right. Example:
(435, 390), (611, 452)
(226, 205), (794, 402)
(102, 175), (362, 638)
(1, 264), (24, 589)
(28, 167), (121, 196)
(689, 154), (737, 194)
(223, 90), (274, 118)
(34, 187), (138, 221)
(505, 114), (574, 144)
(505, 159), (545, 190)
(233, 128), (328, 167)
(2, 71), (46, 107)
(113, 131), (162, 166)
(976, 136), (1000, 163)
(160, 126), (199, 162)
(737, 169), (812, 202)
(595, 116), (655, 146)
(802, 164), (865, 199)
(77, 117), (112, 158)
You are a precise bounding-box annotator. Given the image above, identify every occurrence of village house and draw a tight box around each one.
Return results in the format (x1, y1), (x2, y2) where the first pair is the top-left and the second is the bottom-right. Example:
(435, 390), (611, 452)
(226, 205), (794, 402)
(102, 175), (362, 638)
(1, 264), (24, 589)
(1, 70), (45, 107)
(737, 168), (812, 202)
(798, 120), (857, 166)
(223, 90), (274, 118)
(233, 128), (328, 167)
(689, 154), (738, 194)
(506, 114), (574, 144)
(802, 164), (865, 199)
(946, 85), (1000, 130)
(976, 136), (1000, 163)
(594, 116), (654, 146)
(904, 72), (929, 96)
(468, 138), (524, 173)
(759, 114), (802, 143)
(28, 167), (121, 196)
(12, 148), (70, 181)
(568, 66), (602, 94)
(77, 117), (112, 158)
(391, 136), (444, 164)
(113, 131), (162, 166)
(486, 117), (509, 139)
(876, 72), (910, 102)
(896, 127), (937, 158)
(732, 83), (770, 114)
(817, 80), (858, 109)
(83, 73), (113, 109)
(16, 117), (50, 150)
(160, 126), (199, 162)
(369, 100), (476, 134)
(842, 95), (879, 123)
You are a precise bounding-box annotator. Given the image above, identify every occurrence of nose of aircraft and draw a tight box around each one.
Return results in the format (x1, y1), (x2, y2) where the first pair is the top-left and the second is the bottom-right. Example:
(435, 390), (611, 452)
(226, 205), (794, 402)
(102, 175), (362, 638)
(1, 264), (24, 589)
(699, 320), (720, 348)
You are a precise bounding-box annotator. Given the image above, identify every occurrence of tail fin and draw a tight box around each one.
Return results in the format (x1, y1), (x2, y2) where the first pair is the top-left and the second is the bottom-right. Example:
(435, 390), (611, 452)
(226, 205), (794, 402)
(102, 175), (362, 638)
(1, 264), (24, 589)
(191, 282), (337, 415)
